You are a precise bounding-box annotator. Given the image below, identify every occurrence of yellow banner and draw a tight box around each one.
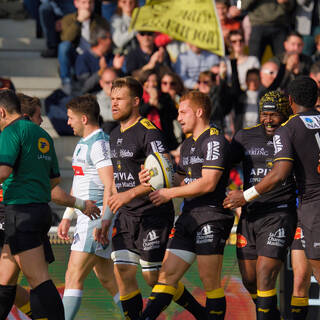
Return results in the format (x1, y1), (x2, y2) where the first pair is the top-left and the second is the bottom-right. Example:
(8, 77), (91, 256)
(130, 0), (225, 56)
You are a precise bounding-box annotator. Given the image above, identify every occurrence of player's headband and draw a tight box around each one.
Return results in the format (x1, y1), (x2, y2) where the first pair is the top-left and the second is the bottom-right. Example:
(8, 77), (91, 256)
(259, 91), (292, 119)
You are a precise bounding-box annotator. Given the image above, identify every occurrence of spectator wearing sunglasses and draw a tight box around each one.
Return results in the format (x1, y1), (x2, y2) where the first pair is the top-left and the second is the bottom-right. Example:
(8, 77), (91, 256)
(160, 71), (185, 104)
(125, 31), (171, 76)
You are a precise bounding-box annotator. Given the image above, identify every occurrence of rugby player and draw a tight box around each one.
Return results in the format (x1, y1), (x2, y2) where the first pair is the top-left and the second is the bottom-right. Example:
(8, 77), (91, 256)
(230, 91), (297, 319)
(57, 95), (121, 320)
(0, 92), (100, 319)
(0, 90), (64, 319)
(139, 90), (234, 320)
(96, 77), (206, 320)
(224, 76), (320, 318)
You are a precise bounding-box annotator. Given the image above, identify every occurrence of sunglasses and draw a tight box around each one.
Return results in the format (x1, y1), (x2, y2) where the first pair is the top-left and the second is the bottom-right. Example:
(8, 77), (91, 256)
(161, 81), (176, 86)
(230, 39), (244, 44)
(197, 80), (210, 85)
(262, 69), (277, 75)
(139, 31), (154, 36)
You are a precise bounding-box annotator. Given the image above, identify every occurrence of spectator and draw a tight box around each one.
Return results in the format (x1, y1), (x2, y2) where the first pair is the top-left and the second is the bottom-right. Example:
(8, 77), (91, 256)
(226, 29), (260, 90)
(241, 0), (295, 61)
(309, 61), (320, 88)
(138, 69), (179, 151)
(39, 0), (76, 58)
(58, 0), (109, 93)
(160, 71), (185, 104)
(174, 44), (220, 89)
(215, 0), (241, 45)
(295, 0), (320, 56)
(96, 67), (119, 133)
(101, 0), (117, 21)
(75, 24), (124, 93)
(110, 0), (138, 54)
(125, 31), (171, 75)
(271, 31), (313, 76)
(312, 34), (320, 63)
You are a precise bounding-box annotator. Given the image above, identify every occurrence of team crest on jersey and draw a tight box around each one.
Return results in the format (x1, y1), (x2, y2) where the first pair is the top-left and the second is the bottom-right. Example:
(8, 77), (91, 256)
(294, 227), (303, 240)
(112, 227), (117, 238)
(140, 118), (156, 129)
(266, 158), (273, 169)
(196, 224), (214, 244)
(187, 167), (192, 177)
(267, 228), (286, 247)
(38, 137), (50, 153)
(117, 160), (121, 171)
(143, 230), (160, 251)
(300, 115), (320, 129)
(210, 127), (219, 135)
(236, 234), (247, 248)
(169, 227), (175, 239)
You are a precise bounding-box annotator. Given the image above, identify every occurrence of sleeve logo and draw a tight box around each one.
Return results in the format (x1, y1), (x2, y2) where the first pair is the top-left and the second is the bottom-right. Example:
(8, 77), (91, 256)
(273, 135), (283, 154)
(151, 140), (165, 153)
(38, 137), (50, 153)
(206, 141), (220, 160)
(300, 115), (320, 129)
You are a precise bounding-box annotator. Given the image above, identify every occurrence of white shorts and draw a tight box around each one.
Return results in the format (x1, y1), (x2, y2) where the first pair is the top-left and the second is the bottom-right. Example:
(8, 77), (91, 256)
(71, 216), (114, 259)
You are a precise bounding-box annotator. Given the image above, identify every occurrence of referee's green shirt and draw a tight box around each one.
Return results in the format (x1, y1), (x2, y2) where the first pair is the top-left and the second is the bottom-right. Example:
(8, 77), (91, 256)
(0, 118), (60, 204)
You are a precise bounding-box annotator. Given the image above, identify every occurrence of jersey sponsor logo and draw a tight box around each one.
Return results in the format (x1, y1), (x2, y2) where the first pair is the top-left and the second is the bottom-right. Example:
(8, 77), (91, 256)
(72, 165), (84, 176)
(196, 224), (214, 244)
(114, 172), (134, 181)
(210, 127), (219, 135)
(0, 219), (4, 231)
(206, 141), (220, 160)
(300, 115), (320, 129)
(117, 138), (123, 145)
(267, 228), (286, 247)
(273, 135), (283, 154)
(183, 157), (189, 165)
(190, 146), (195, 154)
(119, 149), (133, 158)
(246, 147), (269, 156)
(143, 230), (160, 251)
(140, 118), (156, 129)
(184, 177), (196, 184)
(294, 227), (303, 240)
(169, 227), (175, 239)
(190, 156), (204, 164)
(111, 149), (118, 158)
(236, 234), (247, 248)
(38, 137), (50, 154)
(150, 140), (165, 153)
(73, 233), (80, 245)
(250, 168), (271, 177)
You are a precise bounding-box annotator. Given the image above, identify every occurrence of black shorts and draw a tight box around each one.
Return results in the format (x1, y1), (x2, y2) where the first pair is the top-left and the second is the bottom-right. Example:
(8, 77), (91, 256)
(298, 199), (320, 259)
(112, 211), (174, 263)
(167, 206), (234, 255)
(4, 203), (55, 263)
(236, 210), (297, 261)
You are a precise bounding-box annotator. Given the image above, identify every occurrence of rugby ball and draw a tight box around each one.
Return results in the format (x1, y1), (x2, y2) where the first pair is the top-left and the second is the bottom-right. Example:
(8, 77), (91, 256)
(144, 153), (174, 190)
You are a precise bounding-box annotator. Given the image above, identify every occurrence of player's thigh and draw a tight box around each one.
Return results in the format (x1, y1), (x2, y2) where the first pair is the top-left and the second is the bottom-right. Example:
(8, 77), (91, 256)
(66, 250), (97, 285)
(0, 244), (20, 285)
(14, 245), (50, 288)
(197, 254), (223, 291)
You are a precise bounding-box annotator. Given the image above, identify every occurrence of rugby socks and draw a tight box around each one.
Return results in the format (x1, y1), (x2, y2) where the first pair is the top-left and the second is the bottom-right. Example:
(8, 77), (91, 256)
(30, 280), (64, 320)
(291, 296), (309, 320)
(141, 284), (176, 320)
(120, 289), (143, 320)
(18, 301), (33, 319)
(0, 284), (16, 319)
(173, 282), (206, 319)
(63, 289), (83, 320)
(205, 287), (226, 319)
(113, 292), (123, 314)
(250, 292), (258, 305)
(257, 289), (280, 320)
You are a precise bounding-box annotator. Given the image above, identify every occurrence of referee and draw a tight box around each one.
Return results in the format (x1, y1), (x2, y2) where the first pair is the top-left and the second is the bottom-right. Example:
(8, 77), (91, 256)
(0, 90), (64, 319)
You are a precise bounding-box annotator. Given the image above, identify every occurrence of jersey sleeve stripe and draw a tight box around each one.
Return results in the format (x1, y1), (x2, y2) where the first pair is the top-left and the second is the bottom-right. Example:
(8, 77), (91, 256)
(202, 165), (224, 170)
(273, 157), (294, 162)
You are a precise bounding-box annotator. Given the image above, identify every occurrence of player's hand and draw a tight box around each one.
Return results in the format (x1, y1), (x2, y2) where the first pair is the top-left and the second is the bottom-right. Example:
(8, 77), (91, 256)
(57, 219), (71, 240)
(149, 188), (170, 206)
(108, 192), (132, 213)
(139, 165), (151, 187)
(83, 200), (101, 220)
(223, 190), (246, 209)
(94, 219), (112, 245)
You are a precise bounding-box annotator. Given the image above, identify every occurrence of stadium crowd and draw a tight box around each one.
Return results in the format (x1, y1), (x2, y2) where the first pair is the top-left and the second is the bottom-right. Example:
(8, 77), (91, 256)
(0, 0), (320, 319)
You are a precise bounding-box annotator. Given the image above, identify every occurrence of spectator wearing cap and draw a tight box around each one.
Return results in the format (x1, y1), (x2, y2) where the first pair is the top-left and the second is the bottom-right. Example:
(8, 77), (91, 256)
(173, 44), (220, 89)
(75, 24), (124, 93)
(125, 31), (171, 76)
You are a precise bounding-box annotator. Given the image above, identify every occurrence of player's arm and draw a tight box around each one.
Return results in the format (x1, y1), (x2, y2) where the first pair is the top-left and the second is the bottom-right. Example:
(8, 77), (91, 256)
(223, 160), (293, 209)
(0, 165), (12, 183)
(150, 168), (223, 206)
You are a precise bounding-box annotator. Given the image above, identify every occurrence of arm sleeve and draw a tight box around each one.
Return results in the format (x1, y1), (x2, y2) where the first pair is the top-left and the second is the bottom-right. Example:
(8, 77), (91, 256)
(230, 131), (245, 165)
(273, 126), (294, 162)
(202, 136), (229, 171)
(90, 139), (112, 169)
(60, 14), (81, 42)
(144, 127), (168, 156)
(0, 129), (20, 167)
